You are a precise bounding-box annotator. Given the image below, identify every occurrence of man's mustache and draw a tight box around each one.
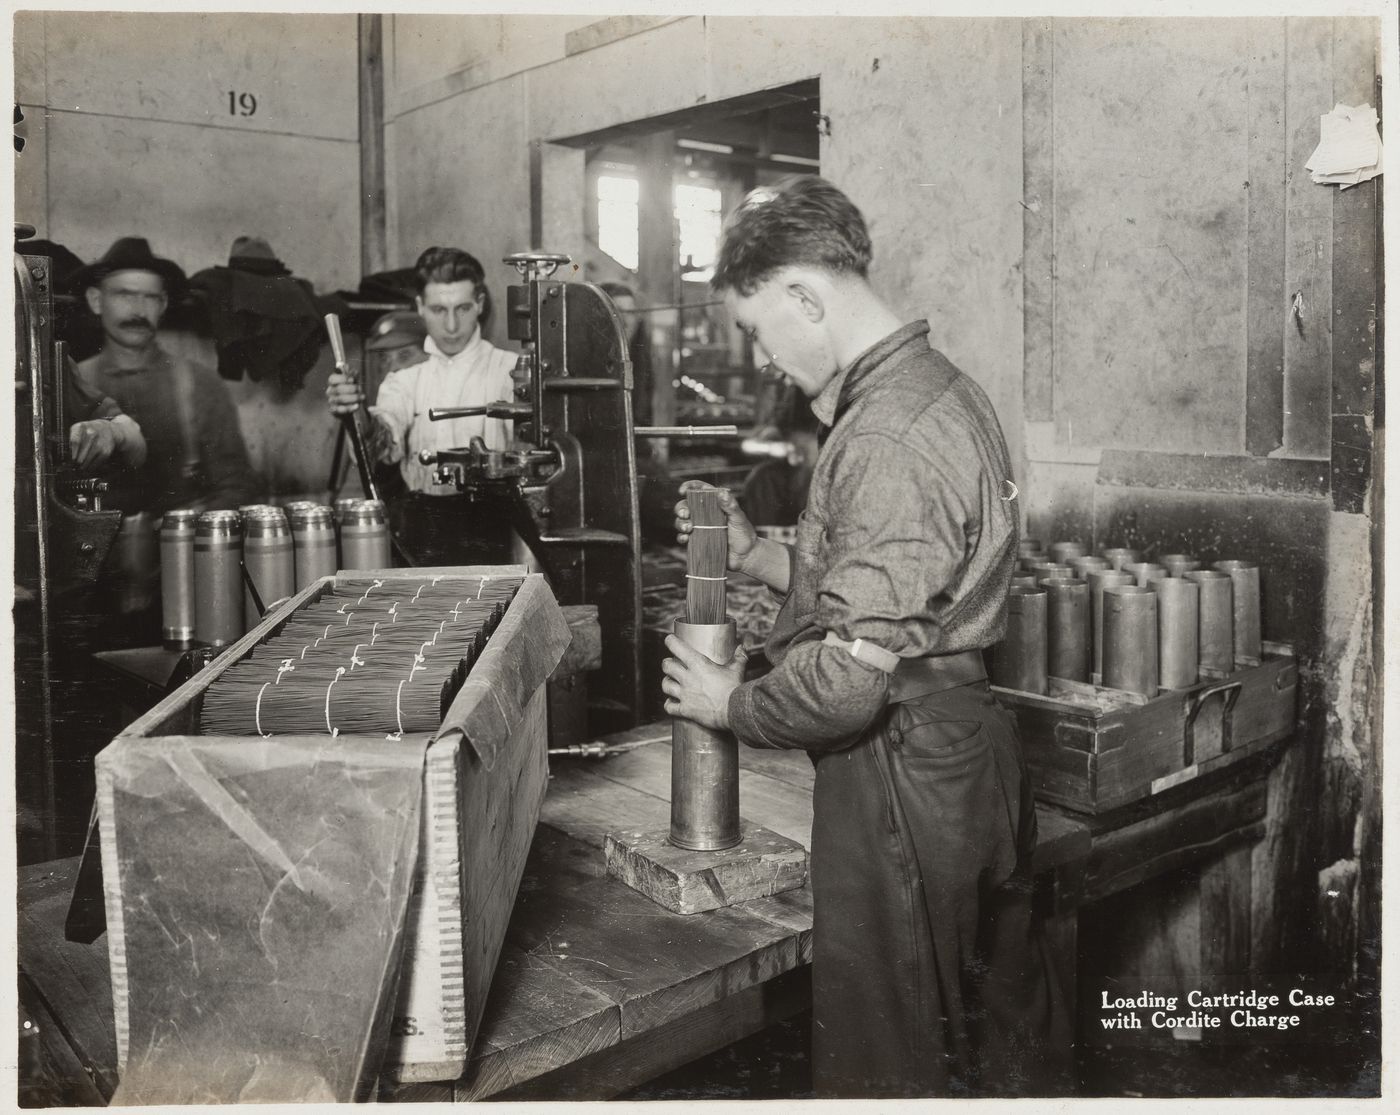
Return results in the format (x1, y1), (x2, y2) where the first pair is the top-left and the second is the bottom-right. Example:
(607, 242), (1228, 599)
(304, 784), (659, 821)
(119, 317), (155, 330)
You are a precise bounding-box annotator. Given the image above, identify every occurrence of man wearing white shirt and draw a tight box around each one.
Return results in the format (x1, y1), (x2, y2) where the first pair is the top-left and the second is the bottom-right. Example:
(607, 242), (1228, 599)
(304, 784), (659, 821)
(326, 246), (517, 493)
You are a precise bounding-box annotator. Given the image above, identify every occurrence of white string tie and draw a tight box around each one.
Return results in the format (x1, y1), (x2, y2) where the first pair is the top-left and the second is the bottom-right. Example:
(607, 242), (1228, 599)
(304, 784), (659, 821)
(325, 667), (345, 737)
(255, 683), (271, 738)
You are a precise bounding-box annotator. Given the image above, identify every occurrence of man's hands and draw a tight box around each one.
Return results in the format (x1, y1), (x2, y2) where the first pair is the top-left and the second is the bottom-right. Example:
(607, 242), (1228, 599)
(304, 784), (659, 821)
(673, 479), (792, 594)
(68, 419), (117, 468)
(661, 635), (748, 730)
(325, 372), (364, 416)
(673, 480), (759, 573)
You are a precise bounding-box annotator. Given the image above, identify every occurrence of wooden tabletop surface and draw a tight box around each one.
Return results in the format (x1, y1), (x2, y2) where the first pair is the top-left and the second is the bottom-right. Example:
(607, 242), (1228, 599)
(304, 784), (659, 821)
(17, 723), (1093, 1103)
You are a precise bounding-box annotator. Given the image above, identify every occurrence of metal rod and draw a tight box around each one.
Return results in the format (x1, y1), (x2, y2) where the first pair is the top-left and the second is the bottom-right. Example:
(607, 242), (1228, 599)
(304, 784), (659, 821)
(16, 254), (57, 857)
(324, 313), (380, 503)
(428, 403), (532, 421)
(635, 425), (741, 438)
(542, 378), (621, 391)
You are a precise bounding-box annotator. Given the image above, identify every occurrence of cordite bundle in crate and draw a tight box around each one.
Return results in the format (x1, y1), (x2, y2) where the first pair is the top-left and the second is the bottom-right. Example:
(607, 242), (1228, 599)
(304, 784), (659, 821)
(93, 567), (570, 1101)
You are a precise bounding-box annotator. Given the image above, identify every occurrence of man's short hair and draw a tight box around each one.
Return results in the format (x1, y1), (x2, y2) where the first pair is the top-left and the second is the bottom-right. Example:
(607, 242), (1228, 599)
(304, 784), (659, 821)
(414, 246), (492, 323)
(711, 176), (873, 296)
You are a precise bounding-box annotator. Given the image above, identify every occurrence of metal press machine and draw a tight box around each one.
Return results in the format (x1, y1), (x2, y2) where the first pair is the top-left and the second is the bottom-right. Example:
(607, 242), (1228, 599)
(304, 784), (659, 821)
(410, 251), (736, 736)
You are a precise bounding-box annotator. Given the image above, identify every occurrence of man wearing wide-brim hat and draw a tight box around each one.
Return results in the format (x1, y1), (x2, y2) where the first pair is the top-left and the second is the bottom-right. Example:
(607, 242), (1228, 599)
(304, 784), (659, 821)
(74, 237), (258, 517)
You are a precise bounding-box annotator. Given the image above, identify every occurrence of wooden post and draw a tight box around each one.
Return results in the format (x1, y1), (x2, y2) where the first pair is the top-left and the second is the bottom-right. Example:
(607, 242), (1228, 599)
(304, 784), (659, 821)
(358, 14), (387, 277)
(636, 132), (677, 463)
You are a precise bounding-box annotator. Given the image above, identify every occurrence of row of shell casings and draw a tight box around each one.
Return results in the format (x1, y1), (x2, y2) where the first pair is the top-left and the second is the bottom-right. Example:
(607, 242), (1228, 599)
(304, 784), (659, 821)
(991, 540), (1262, 698)
(158, 500), (393, 649)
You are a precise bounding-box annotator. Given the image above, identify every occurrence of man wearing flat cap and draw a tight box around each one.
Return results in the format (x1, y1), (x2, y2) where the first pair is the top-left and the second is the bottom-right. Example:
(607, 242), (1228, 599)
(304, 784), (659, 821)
(365, 309), (429, 377)
(75, 236), (257, 515)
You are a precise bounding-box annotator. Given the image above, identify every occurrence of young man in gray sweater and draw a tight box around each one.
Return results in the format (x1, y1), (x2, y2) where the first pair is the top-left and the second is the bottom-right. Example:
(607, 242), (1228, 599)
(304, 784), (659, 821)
(664, 175), (1072, 1098)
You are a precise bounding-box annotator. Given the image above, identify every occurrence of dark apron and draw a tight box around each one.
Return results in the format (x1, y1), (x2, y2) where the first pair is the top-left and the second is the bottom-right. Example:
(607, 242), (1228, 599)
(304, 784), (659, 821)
(808, 680), (1074, 1097)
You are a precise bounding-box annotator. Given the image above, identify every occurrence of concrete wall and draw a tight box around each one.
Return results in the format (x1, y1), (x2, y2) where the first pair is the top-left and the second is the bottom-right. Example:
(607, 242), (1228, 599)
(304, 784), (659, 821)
(1021, 16), (1380, 1026)
(384, 14), (1028, 480)
(13, 11), (362, 496)
(14, 11), (361, 290)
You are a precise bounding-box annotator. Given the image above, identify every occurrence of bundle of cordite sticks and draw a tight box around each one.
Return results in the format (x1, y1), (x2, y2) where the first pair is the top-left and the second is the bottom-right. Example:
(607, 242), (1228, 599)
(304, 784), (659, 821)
(198, 574), (523, 738)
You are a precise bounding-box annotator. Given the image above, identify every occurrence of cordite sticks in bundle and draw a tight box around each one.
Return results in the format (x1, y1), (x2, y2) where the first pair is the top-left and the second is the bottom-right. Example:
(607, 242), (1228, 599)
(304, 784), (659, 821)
(198, 575), (522, 738)
(685, 488), (728, 624)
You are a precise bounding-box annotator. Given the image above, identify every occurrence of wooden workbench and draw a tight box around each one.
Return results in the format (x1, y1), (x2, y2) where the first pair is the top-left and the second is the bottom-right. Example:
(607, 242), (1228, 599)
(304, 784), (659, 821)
(17, 725), (1278, 1102)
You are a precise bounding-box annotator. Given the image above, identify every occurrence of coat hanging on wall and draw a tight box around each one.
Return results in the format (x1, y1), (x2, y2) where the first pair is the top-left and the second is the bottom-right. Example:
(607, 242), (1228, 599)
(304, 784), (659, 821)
(190, 237), (347, 391)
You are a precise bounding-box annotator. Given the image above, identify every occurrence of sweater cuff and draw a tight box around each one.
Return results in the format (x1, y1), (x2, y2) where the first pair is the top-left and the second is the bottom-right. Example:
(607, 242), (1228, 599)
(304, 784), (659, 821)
(727, 682), (779, 750)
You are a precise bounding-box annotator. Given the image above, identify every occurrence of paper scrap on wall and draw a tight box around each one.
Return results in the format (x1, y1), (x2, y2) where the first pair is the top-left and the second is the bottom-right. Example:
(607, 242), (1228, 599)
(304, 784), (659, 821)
(1305, 103), (1383, 189)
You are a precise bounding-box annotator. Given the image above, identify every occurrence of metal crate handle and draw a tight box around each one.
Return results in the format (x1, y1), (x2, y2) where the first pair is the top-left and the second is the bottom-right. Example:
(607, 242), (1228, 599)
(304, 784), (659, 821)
(1183, 680), (1243, 765)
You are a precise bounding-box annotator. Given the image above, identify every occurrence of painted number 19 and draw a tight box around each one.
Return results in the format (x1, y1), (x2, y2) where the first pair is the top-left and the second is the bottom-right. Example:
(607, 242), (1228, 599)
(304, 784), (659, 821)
(228, 91), (257, 117)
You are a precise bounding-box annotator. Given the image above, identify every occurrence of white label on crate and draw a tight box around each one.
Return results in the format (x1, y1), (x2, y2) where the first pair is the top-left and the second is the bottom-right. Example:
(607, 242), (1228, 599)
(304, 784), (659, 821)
(386, 739), (467, 1078)
(1151, 763), (1201, 795)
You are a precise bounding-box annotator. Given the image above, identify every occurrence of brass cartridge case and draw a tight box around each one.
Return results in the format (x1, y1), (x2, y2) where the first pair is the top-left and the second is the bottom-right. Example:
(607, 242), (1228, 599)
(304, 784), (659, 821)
(1087, 569), (1133, 678)
(991, 586), (1048, 695)
(1187, 569), (1235, 674)
(1161, 553), (1202, 578)
(159, 510), (199, 648)
(1103, 585), (1158, 697)
(1153, 575), (1199, 689)
(1214, 560), (1261, 663)
(1100, 547), (1142, 572)
(194, 511), (243, 647)
(670, 619), (741, 851)
(1041, 576), (1090, 683)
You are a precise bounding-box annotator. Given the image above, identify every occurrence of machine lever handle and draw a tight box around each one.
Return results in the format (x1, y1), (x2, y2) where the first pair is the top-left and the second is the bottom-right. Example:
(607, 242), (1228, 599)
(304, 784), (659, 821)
(323, 313), (380, 503)
(429, 402), (533, 421)
(634, 425), (740, 438)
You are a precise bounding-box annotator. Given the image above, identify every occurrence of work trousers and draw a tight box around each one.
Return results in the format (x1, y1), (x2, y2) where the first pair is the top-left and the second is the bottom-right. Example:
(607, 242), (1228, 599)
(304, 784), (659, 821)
(809, 680), (1073, 1097)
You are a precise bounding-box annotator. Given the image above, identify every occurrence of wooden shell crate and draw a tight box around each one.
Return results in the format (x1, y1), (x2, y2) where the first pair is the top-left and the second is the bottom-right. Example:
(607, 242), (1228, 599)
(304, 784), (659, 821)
(992, 641), (1298, 815)
(95, 566), (570, 1094)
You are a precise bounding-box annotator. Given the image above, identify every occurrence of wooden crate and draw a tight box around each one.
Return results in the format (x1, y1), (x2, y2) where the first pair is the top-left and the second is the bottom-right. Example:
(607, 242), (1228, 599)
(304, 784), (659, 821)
(95, 566), (570, 1092)
(993, 642), (1298, 814)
